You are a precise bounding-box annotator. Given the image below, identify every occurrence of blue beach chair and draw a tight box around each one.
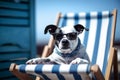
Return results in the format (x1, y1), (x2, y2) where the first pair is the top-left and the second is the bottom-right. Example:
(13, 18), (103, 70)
(10, 9), (118, 80)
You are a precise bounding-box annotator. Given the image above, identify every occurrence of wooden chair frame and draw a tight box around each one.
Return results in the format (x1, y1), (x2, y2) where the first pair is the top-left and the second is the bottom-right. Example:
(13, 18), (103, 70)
(9, 9), (118, 80)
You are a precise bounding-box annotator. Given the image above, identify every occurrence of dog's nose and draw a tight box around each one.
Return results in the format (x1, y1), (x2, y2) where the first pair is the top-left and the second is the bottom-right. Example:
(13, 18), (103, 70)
(62, 39), (69, 46)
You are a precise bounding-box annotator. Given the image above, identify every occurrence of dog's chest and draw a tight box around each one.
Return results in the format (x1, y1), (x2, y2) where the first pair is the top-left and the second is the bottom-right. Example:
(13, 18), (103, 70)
(48, 48), (83, 64)
(63, 56), (78, 64)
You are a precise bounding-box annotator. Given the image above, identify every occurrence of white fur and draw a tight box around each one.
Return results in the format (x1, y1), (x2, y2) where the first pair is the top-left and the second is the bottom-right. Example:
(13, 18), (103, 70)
(58, 26), (78, 53)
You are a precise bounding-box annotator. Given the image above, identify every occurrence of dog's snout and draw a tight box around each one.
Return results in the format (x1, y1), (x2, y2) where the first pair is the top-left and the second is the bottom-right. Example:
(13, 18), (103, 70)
(62, 39), (69, 46)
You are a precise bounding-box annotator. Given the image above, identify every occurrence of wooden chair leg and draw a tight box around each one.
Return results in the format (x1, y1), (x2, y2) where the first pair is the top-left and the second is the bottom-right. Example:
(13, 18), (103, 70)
(9, 63), (33, 80)
(36, 76), (44, 80)
(113, 49), (118, 80)
(91, 65), (105, 80)
(105, 47), (115, 80)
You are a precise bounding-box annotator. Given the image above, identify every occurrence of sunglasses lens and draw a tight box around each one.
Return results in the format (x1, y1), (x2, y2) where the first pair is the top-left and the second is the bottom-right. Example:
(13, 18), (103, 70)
(55, 34), (63, 40)
(53, 32), (77, 40)
(67, 32), (77, 40)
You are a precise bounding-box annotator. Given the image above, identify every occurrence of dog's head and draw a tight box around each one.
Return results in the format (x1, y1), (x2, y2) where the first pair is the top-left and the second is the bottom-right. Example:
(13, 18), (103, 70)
(44, 24), (88, 54)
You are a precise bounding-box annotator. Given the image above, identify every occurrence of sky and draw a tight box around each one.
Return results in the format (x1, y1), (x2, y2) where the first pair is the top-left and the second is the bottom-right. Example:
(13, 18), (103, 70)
(35, 0), (120, 45)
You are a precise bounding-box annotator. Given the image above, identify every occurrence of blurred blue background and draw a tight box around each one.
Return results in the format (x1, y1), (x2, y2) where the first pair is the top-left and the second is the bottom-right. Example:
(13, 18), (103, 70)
(35, 0), (120, 46)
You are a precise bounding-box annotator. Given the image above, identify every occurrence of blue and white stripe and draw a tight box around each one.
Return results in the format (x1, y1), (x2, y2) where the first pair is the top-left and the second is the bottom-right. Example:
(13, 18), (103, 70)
(19, 64), (90, 80)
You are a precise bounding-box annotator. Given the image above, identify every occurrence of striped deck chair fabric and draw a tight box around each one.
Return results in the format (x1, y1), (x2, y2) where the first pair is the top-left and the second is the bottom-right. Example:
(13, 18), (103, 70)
(17, 9), (117, 80)
(59, 11), (113, 76)
(19, 64), (91, 80)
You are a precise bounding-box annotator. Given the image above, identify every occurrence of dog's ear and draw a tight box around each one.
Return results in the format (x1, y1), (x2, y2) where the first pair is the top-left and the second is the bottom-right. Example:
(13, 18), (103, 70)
(74, 24), (89, 33)
(44, 24), (58, 34)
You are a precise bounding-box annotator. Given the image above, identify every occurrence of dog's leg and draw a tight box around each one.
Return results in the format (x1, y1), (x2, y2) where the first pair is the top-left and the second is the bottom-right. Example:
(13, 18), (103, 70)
(26, 58), (58, 64)
(26, 58), (50, 64)
(70, 58), (89, 64)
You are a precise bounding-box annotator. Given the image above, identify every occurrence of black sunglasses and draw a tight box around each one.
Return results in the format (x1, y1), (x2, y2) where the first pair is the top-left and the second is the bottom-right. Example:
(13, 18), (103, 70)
(52, 32), (78, 40)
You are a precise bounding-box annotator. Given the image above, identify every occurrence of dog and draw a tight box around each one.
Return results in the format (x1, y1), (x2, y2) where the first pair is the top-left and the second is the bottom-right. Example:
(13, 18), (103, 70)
(26, 24), (90, 64)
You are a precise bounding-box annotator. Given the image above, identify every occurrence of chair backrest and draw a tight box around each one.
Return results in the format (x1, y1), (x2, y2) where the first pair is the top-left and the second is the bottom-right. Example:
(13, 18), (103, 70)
(58, 10), (116, 75)
(18, 9), (117, 80)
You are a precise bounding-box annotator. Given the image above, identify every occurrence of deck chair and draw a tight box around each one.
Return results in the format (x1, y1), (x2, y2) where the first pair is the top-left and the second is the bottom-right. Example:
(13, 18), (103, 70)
(9, 9), (118, 80)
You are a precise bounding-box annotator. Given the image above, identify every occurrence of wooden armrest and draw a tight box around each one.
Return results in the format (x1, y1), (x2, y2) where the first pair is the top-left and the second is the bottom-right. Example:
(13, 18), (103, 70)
(91, 65), (105, 80)
(9, 63), (33, 80)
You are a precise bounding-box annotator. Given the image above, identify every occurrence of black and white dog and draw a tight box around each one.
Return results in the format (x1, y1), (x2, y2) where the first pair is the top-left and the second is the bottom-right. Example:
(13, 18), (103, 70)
(26, 24), (90, 64)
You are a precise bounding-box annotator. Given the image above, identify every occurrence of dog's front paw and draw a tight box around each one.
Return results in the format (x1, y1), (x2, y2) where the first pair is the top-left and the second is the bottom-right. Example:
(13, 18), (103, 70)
(26, 58), (53, 64)
(26, 58), (41, 64)
(70, 58), (89, 64)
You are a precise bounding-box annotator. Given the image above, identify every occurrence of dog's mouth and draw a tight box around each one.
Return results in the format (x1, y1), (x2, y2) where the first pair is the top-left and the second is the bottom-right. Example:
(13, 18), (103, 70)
(58, 42), (72, 53)
(59, 48), (72, 54)
(61, 46), (70, 49)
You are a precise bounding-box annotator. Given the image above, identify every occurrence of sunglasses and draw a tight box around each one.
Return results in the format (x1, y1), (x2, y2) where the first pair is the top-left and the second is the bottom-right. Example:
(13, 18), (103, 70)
(52, 32), (78, 40)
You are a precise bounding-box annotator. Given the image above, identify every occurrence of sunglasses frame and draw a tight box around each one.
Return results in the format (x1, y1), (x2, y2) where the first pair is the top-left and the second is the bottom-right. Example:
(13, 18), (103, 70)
(52, 32), (79, 40)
